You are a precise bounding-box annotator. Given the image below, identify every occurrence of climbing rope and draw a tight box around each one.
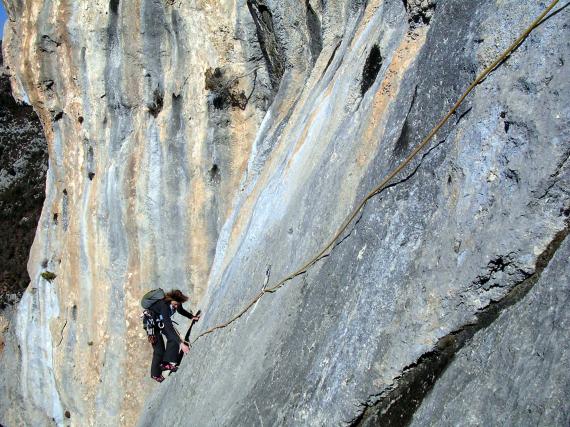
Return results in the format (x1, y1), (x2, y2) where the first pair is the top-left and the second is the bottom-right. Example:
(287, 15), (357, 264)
(191, 0), (561, 344)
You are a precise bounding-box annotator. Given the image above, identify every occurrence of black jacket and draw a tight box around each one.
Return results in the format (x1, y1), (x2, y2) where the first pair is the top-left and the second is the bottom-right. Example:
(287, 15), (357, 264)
(149, 299), (194, 344)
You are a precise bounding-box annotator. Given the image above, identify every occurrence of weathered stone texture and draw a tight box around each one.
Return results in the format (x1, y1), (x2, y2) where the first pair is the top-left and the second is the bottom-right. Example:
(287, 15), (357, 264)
(410, 236), (570, 426)
(1, 0), (569, 426)
(1, 0), (270, 424)
(141, 0), (569, 426)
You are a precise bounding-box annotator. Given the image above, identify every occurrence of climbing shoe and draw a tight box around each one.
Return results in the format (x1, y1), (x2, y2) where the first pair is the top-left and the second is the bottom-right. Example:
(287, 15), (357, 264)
(160, 362), (178, 372)
(151, 375), (165, 383)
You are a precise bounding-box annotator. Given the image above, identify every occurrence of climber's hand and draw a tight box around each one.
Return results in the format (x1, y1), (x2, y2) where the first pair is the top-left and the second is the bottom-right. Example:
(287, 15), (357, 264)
(180, 343), (190, 354)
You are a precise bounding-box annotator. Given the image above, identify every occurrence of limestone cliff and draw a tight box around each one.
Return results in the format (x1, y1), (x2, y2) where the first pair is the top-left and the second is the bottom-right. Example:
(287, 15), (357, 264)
(1, 0), (272, 424)
(1, 0), (569, 426)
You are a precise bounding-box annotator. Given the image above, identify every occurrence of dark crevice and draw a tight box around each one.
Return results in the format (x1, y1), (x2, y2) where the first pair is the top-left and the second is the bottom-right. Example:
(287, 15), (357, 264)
(373, 138), (446, 204)
(57, 320), (67, 347)
(554, 149), (570, 178)
(171, 93), (182, 133)
(536, 149), (570, 200)
(247, 0), (285, 94)
(361, 44), (382, 96)
(209, 164), (221, 185)
(41, 79), (54, 91)
(38, 35), (61, 54)
(306, 0), (323, 64)
(322, 40), (342, 78)
(472, 253), (519, 289)
(349, 223), (570, 426)
(148, 88), (164, 117)
(244, 70), (259, 108)
(109, 0), (120, 15)
(87, 146), (95, 181)
(454, 106), (472, 126)
(504, 168), (520, 184)
(394, 86), (418, 156)
(213, 96), (225, 110)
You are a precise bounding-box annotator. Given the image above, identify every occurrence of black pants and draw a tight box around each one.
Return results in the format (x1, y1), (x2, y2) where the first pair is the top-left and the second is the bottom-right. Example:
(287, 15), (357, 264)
(150, 328), (179, 377)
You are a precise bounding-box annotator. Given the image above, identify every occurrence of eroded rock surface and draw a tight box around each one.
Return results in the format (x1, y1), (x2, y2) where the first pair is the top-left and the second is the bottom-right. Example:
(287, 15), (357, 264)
(410, 235), (570, 426)
(141, 1), (570, 426)
(1, 0), (271, 424)
(1, 0), (569, 426)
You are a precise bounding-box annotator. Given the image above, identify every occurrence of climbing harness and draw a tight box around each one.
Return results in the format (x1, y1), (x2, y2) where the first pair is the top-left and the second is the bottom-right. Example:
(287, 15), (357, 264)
(141, 310), (165, 344)
(190, 0), (562, 345)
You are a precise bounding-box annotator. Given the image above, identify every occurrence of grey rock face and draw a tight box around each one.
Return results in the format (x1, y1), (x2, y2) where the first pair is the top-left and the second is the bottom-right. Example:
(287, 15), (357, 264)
(2, 0), (273, 424)
(141, 0), (570, 426)
(411, 236), (570, 427)
(1, 0), (569, 426)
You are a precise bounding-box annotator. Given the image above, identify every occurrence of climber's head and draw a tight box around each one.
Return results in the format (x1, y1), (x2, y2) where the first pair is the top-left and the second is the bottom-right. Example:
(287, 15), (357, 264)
(164, 289), (189, 309)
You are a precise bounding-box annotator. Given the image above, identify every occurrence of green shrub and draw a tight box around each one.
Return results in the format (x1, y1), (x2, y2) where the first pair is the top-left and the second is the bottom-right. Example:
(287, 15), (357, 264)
(41, 271), (57, 282)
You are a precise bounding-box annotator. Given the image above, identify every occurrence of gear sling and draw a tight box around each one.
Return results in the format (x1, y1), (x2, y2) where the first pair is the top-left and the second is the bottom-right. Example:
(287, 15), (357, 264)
(140, 288), (166, 345)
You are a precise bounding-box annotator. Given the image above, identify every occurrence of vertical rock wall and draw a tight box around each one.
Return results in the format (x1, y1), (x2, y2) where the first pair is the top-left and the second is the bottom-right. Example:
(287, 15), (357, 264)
(1, 0), (569, 426)
(410, 236), (570, 426)
(142, 0), (570, 425)
(0, 0), (281, 424)
(0, 36), (49, 427)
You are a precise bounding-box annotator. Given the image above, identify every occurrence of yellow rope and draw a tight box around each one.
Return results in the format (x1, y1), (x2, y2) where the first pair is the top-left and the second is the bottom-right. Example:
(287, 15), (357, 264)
(192, 0), (560, 344)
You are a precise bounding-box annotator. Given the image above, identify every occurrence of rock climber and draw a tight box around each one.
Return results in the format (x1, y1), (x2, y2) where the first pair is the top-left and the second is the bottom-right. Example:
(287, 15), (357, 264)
(146, 289), (200, 382)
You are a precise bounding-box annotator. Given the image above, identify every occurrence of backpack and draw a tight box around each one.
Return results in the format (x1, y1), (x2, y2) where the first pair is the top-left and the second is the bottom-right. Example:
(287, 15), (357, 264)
(140, 289), (166, 344)
(141, 288), (165, 309)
